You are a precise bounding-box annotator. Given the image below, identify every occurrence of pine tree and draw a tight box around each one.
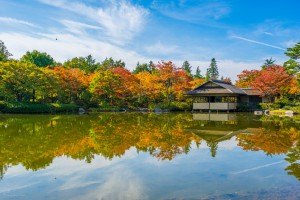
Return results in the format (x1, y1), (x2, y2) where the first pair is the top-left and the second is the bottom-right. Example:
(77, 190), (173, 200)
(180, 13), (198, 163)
(205, 68), (210, 81)
(194, 66), (203, 79)
(182, 60), (192, 76)
(0, 40), (12, 62)
(207, 58), (219, 80)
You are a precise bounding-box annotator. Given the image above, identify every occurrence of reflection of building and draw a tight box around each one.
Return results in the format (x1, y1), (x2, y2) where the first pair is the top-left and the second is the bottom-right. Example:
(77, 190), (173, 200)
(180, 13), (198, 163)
(186, 113), (261, 157)
(186, 80), (266, 111)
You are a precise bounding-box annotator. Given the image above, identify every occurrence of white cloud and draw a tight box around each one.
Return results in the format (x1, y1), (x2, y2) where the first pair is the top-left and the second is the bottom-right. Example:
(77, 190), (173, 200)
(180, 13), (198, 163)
(0, 32), (148, 68)
(231, 36), (286, 51)
(151, 1), (230, 23)
(76, 167), (148, 200)
(60, 20), (102, 35)
(39, 0), (149, 44)
(0, 17), (38, 28)
(146, 42), (180, 55)
(173, 59), (263, 82)
(263, 32), (273, 36)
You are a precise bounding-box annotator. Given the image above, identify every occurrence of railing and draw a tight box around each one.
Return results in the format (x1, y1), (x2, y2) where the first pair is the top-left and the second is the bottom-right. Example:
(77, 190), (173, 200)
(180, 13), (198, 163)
(193, 103), (239, 110)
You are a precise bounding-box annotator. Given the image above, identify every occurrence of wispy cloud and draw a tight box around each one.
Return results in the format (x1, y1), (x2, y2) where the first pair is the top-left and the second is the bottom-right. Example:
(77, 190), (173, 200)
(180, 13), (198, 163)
(60, 20), (102, 35)
(0, 17), (38, 28)
(231, 36), (285, 50)
(231, 161), (284, 175)
(263, 32), (273, 36)
(151, 0), (230, 24)
(39, 0), (149, 44)
(146, 42), (180, 55)
(0, 32), (148, 68)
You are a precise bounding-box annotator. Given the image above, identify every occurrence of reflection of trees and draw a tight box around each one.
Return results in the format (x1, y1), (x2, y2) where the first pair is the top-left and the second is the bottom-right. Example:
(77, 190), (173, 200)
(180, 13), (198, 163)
(0, 164), (8, 180)
(0, 113), (202, 179)
(236, 128), (296, 155)
(206, 141), (218, 157)
(236, 115), (300, 181)
(285, 146), (300, 181)
(2, 113), (300, 181)
(236, 116), (300, 156)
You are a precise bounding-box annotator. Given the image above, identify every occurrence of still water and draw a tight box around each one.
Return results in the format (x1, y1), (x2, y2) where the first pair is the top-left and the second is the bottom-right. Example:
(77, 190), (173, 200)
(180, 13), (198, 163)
(0, 113), (300, 200)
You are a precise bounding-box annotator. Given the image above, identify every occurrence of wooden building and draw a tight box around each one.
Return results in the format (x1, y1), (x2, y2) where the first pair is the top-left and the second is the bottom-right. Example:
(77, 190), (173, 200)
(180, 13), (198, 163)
(186, 80), (265, 111)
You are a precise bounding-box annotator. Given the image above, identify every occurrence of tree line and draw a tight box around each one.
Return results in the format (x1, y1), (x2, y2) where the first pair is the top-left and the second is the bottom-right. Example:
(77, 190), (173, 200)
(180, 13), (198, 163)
(0, 40), (224, 109)
(0, 39), (300, 109)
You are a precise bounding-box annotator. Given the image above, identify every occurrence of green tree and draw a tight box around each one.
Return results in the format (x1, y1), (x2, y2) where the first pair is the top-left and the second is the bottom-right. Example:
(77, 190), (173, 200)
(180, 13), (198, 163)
(205, 69), (210, 81)
(98, 57), (125, 70)
(0, 40), (12, 62)
(194, 66), (203, 79)
(133, 62), (152, 74)
(89, 70), (122, 105)
(0, 60), (49, 101)
(64, 55), (100, 73)
(207, 58), (219, 80)
(182, 60), (192, 76)
(20, 50), (55, 67)
(262, 57), (276, 69)
(284, 42), (300, 74)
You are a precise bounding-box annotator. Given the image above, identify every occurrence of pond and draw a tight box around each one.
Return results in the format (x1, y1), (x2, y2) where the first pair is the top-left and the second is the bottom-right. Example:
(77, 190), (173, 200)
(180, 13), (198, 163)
(0, 113), (300, 200)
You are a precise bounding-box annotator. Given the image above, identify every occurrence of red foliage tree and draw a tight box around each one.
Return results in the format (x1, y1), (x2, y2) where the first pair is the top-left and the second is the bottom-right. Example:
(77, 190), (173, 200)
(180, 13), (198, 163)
(236, 69), (260, 88)
(250, 66), (293, 102)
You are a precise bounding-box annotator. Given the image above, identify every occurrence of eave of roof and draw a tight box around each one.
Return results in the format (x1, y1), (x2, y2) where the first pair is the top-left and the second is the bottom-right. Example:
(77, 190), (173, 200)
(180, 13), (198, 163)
(188, 79), (246, 95)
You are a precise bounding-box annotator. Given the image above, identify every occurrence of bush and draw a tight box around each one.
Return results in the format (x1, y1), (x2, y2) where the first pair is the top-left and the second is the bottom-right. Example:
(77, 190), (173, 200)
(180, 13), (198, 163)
(149, 101), (192, 111)
(290, 106), (300, 114)
(0, 102), (79, 114)
(0, 101), (6, 111)
(260, 103), (281, 110)
(50, 103), (79, 113)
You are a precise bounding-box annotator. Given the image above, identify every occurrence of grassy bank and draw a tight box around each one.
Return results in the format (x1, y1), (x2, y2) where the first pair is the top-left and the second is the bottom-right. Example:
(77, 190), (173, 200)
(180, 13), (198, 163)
(0, 101), (79, 114)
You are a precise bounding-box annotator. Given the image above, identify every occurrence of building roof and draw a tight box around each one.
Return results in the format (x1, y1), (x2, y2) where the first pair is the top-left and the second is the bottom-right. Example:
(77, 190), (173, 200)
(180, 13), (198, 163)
(187, 79), (246, 95)
(241, 88), (262, 96)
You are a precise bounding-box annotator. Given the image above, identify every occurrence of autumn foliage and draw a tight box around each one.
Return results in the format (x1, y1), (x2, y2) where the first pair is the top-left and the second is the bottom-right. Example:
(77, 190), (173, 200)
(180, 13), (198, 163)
(236, 65), (297, 102)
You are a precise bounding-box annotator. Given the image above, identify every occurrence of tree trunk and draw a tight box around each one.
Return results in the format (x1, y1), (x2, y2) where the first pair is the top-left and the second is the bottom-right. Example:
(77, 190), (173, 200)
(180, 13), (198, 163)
(32, 89), (35, 102)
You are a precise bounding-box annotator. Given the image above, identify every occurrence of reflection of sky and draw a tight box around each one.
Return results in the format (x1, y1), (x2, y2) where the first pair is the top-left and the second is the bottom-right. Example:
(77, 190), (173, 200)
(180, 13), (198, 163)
(1, 138), (299, 200)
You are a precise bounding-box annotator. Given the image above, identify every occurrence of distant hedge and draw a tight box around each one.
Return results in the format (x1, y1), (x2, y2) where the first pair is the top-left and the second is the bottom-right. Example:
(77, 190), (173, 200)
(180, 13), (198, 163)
(0, 101), (79, 114)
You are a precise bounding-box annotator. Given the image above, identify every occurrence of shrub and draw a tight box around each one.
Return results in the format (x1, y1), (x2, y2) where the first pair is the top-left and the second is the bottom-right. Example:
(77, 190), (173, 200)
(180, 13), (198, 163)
(1, 102), (51, 113)
(50, 103), (79, 113)
(0, 102), (79, 114)
(149, 101), (191, 111)
(0, 101), (6, 111)
(260, 103), (281, 110)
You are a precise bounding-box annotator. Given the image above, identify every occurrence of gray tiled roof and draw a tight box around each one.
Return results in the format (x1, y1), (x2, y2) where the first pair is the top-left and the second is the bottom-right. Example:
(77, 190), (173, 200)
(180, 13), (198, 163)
(241, 88), (262, 96)
(187, 80), (247, 95)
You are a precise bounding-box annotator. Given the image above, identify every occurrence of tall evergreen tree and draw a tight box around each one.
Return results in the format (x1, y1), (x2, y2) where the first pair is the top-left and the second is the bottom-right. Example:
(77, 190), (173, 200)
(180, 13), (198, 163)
(182, 60), (192, 76)
(284, 42), (300, 74)
(207, 58), (219, 80)
(262, 57), (276, 69)
(0, 40), (12, 62)
(205, 69), (210, 81)
(194, 66), (203, 79)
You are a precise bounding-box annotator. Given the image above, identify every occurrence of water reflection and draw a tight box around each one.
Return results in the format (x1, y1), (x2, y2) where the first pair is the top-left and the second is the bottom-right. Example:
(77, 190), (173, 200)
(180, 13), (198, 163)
(0, 113), (300, 183)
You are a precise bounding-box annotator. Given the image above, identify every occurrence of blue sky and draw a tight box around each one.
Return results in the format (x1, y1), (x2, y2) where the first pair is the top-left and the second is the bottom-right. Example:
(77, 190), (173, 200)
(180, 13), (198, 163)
(0, 0), (299, 80)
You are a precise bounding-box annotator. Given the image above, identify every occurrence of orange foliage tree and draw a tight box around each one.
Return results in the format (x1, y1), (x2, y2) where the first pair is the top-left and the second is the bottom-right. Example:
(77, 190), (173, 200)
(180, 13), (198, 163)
(235, 69), (260, 88)
(111, 67), (139, 105)
(156, 61), (192, 103)
(250, 66), (293, 102)
(51, 66), (89, 103)
(135, 71), (162, 106)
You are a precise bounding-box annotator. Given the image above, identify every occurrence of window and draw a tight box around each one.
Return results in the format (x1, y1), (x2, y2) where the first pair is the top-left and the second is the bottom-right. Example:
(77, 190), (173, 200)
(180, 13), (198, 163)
(227, 97), (238, 103)
(215, 96), (222, 102)
(193, 97), (208, 103)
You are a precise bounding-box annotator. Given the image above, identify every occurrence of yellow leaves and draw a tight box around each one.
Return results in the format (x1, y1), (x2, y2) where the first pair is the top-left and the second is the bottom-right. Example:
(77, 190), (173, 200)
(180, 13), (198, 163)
(189, 78), (205, 89)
